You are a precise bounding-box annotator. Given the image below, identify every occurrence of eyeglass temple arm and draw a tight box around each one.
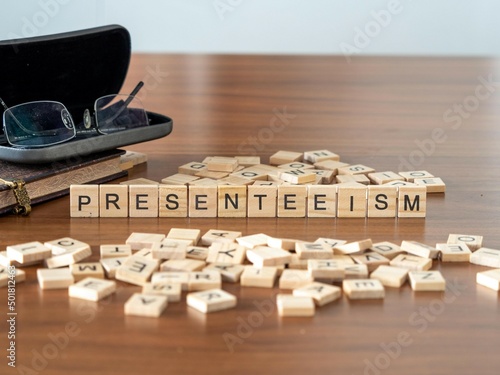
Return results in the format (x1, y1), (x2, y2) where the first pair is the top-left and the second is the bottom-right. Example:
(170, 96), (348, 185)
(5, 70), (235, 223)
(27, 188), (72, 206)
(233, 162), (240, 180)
(0, 97), (27, 134)
(123, 81), (144, 108)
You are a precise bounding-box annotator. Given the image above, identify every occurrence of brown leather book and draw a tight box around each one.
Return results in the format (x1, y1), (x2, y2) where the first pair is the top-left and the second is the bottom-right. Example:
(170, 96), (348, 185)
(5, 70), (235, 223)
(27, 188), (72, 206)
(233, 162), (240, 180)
(0, 149), (127, 215)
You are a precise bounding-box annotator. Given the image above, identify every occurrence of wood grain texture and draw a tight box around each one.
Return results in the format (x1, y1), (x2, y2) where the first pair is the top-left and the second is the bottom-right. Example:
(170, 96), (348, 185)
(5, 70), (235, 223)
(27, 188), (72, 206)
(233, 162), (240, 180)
(1, 54), (500, 375)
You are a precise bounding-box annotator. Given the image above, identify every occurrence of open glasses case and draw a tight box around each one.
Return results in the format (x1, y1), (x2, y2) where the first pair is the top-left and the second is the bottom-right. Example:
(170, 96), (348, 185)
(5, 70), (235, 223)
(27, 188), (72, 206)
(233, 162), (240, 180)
(0, 25), (173, 164)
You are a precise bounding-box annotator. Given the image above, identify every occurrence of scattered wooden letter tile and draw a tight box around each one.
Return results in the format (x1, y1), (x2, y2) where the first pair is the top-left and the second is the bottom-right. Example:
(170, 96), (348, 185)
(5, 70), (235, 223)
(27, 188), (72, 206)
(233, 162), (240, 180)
(338, 164), (375, 176)
(367, 185), (397, 218)
(201, 229), (242, 246)
(100, 257), (129, 279)
(476, 269), (500, 291)
(398, 170), (434, 182)
(247, 185), (278, 218)
(120, 178), (159, 186)
(0, 266), (25, 287)
(187, 288), (237, 313)
(132, 249), (162, 267)
(125, 232), (165, 250)
(99, 184), (129, 217)
(408, 271), (446, 291)
(278, 169), (316, 184)
(128, 185), (158, 218)
(207, 156), (239, 172)
(288, 255), (309, 270)
(186, 246), (209, 260)
(447, 234), (483, 252)
(268, 237), (302, 251)
(68, 277), (116, 301)
(189, 178), (219, 186)
(120, 151), (147, 168)
(236, 233), (272, 249)
(337, 184), (367, 218)
(167, 228), (201, 244)
(100, 244), (132, 258)
(160, 259), (206, 272)
(383, 180), (416, 187)
(309, 169), (336, 184)
(370, 242), (404, 260)
(178, 161), (208, 176)
(470, 248), (500, 268)
(313, 160), (349, 174)
(343, 279), (385, 300)
(304, 150), (340, 163)
(336, 174), (370, 185)
(246, 246), (292, 267)
(296, 242), (333, 259)
(279, 269), (314, 289)
(307, 185), (337, 218)
(6, 241), (51, 264)
(188, 270), (222, 291)
(142, 282), (182, 302)
(293, 282), (342, 306)
(151, 239), (191, 260)
(161, 173), (200, 185)
(231, 167), (269, 181)
(0, 251), (40, 268)
(206, 242), (247, 264)
(240, 266), (278, 288)
(70, 185), (99, 218)
(152, 272), (189, 291)
(334, 239), (373, 255)
(367, 171), (405, 185)
(413, 177), (446, 193)
(278, 162), (314, 170)
(203, 263), (245, 283)
(159, 185), (188, 218)
(307, 259), (345, 280)
(37, 268), (74, 289)
(276, 294), (315, 317)
(398, 186), (426, 218)
(370, 265), (409, 288)
(401, 240), (439, 259)
(70, 262), (105, 282)
(351, 252), (391, 272)
(115, 256), (159, 286)
(342, 264), (369, 279)
(188, 185), (218, 217)
(269, 151), (303, 165)
(44, 238), (92, 269)
(235, 156), (261, 167)
(217, 185), (247, 217)
(436, 243), (471, 262)
(390, 254), (432, 271)
(315, 238), (347, 251)
(277, 185), (307, 217)
(125, 293), (168, 317)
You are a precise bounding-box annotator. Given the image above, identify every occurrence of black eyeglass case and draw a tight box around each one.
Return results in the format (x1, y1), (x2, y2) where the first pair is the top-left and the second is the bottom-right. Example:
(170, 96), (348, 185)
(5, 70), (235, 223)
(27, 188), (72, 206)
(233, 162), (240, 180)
(0, 25), (172, 164)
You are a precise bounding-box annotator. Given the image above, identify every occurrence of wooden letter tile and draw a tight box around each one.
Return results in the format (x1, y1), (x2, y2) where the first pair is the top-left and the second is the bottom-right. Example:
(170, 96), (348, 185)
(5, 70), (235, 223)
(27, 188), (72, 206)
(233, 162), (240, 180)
(186, 246), (209, 260)
(398, 170), (434, 182)
(124, 293), (168, 317)
(207, 157), (239, 172)
(178, 161), (207, 176)
(37, 268), (74, 289)
(188, 185), (218, 217)
(187, 288), (237, 313)
(6, 241), (51, 264)
(201, 229), (242, 246)
(470, 247), (500, 268)
(307, 185), (337, 218)
(269, 151), (303, 165)
(408, 271), (446, 291)
(125, 232), (165, 250)
(129, 185), (158, 218)
(304, 150), (340, 163)
(142, 282), (182, 302)
(436, 243), (471, 262)
(476, 269), (500, 291)
(278, 169), (316, 184)
(367, 185), (397, 218)
(151, 239), (191, 260)
(293, 282), (342, 306)
(217, 185), (247, 217)
(447, 234), (483, 252)
(337, 185), (367, 218)
(277, 185), (307, 218)
(334, 239), (373, 255)
(207, 243), (247, 264)
(338, 164), (375, 176)
(152, 272), (189, 291)
(188, 271), (222, 291)
(44, 238), (92, 269)
(203, 263), (245, 283)
(70, 262), (105, 282)
(240, 266), (278, 288)
(343, 279), (385, 300)
(398, 186), (427, 218)
(159, 185), (188, 218)
(116, 256), (159, 286)
(70, 185), (99, 218)
(342, 264), (369, 279)
(161, 173), (199, 185)
(247, 185), (277, 218)
(401, 240), (439, 259)
(236, 233), (272, 249)
(160, 259), (206, 272)
(367, 171), (404, 185)
(99, 184), (128, 217)
(308, 259), (345, 280)
(296, 242), (333, 260)
(100, 244), (132, 259)
(390, 254), (432, 271)
(167, 228), (201, 244)
(246, 246), (292, 267)
(351, 252), (390, 272)
(370, 242), (404, 260)
(68, 277), (116, 301)
(276, 294), (315, 317)
(413, 177), (446, 193)
(100, 257), (129, 279)
(279, 269), (314, 289)
(370, 265), (409, 288)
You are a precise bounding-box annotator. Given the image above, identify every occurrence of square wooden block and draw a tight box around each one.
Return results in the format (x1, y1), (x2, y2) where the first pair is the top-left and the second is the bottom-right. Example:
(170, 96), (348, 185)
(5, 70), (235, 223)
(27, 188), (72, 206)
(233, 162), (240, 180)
(334, 239), (373, 255)
(338, 164), (375, 176)
(313, 160), (349, 174)
(151, 239), (191, 260)
(188, 271), (222, 291)
(276, 294), (315, 317)
(187, 288), (237, 313)
(246, 246), (292, 267)
(240, 266), (278, 288)
(370, 265), (409, 288)
(269, 151), (303, 165)
(401, 241), (439, 259)
(159, 185), (188, 218)
(351, 252), (390, 272)
(296, 242), (333, 260)
(279, 269), (314, 289)
(390, 254), (432, 271)
(304, 150), (339, 163)
(44, 238), (92, 269)
(125, 293), (168, 317)
(470, 247), (500, 268)
(370, 242), (404, 260)
(129, 185), (158, 218)
(447, 234), (483, 252)
(476, 269), (500, 291)
(167, 228), (201, 244)
(293, 282), (342, 306)
(201, 229), (242, 246)
(152, 272), (189, 291)
(235, 156), (261, 167)
(189, 185), (218, 217)
(436, 243), (471, 262)
(125, 232), (165, 250)
(398, 170), (434, 182)
(70, 185), (99, 218)
(342, 264), (369, 279)
(100, 244), (132, 259)
(247, 185), (278, 218)
(307, 185), (337, 218)
(116, 256), (159, 286)
(178, 161), (207, 176)
(368, 171), (404, 185)
(398, 186), (426, 218)
(337, 185), (367, 218)
(99, 184), (129, 217)
(186, 246), (209, 260)
(142, 282), (182, 302)
(315, 238), (347, 251)
(207, 243), (247, 264)
(277, 185), (307, 218)
(413, 177), (446, 193)
(207, 156), (239, 172)
(6, 241), (51, 264)
(367, 185), (397, 218)
(343, 279), (385, 300)
(160, 259), (206, 272)
(278, 169), (316, 184)
(100, 257), (129, 279)
(70, 262), (105, 282)
(409, 271), (446, 291)
(218, 185), (247, 217)
(68, 277), (116, 301)
(37, 268), (74, 289)
(236, 233), (272, 249)
(161, 173), (200, 185)
(203, 263), (245, 283)
(308, 259), (345, 280)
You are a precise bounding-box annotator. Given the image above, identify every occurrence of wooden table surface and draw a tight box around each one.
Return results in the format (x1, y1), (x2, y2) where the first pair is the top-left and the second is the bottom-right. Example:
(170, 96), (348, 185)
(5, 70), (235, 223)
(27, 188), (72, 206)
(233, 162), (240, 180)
(1, 54), (500, 375)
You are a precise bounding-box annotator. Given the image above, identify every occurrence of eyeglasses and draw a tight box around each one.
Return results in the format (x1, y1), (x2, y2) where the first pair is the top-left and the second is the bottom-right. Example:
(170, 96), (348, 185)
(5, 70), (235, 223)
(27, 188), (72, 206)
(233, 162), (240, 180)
(0, 81), (148, 148)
